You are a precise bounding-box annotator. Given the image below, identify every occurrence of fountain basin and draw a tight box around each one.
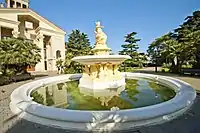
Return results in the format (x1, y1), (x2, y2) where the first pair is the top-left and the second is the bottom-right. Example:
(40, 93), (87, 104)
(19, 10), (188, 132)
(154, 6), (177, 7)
(10, 73), (196, 131)
(72, 55), (131, 90)
(71, 55), (131, 65)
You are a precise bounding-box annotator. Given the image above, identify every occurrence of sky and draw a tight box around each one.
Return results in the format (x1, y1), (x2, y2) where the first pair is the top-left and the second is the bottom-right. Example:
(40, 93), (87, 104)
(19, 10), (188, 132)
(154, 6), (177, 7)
(1, 0), (200, 53)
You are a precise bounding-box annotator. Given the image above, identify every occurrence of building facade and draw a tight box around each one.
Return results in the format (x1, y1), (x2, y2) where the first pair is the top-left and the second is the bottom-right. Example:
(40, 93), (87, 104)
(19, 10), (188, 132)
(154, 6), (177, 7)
(0, 0), (66, 72)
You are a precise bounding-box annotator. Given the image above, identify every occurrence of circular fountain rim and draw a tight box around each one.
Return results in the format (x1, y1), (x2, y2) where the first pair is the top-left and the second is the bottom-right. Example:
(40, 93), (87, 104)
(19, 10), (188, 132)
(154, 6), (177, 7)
(9, 73), (196, 131)
(71, 55), (131, 64)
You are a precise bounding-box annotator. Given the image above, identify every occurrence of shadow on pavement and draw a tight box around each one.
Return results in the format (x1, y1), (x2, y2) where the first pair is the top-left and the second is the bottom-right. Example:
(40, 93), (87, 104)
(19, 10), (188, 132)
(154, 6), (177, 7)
(32, 74), (49, 78)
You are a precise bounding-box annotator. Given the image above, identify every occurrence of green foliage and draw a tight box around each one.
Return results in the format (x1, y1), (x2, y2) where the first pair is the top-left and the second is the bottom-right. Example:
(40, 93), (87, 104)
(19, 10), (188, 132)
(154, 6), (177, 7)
(119, 32), (147, 70)
(147, 10), (200, 72)
(46, 88), (55, 106)
(182, 64), (193, 68)
(56, 59), (64, 74)
(0, 38), (41, 76)
(119, 32), (140, 57)
(31, 91), (44, 104)
(161, 63), (171, 72)
(119, 32), (140, 67)
(148, 81), (176, 101)
(56, 59), (63, 68)
(64, 30), (92, 74)
(119, 67), (139, 72)
(125, 79), (139, 101)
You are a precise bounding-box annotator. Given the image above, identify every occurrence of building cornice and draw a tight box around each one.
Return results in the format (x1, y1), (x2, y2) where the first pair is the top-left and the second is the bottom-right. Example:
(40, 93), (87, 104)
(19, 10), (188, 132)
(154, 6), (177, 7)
(0, 8), (66, 34)
(36, 27), (65, 36)
(0, 17), (20, 25)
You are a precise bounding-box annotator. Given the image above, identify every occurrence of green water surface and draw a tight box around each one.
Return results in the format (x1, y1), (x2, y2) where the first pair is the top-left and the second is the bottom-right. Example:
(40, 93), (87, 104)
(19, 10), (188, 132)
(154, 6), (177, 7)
(31, 78), (176, 111)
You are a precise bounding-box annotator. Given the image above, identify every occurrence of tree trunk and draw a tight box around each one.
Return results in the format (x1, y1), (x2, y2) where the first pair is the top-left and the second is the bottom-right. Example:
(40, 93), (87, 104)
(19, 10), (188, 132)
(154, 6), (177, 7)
(195, 53), (200, 68)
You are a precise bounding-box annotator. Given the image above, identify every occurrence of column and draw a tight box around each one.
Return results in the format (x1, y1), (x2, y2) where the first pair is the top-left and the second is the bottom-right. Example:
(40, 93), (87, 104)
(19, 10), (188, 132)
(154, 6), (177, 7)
(35, 33), (45, 71)
(46, 44), (51, 70)
(52, 84), (67, 107)
(7, 0), (10, 8)
(12, 28), (19, 38)
(13, 1), (16, 8)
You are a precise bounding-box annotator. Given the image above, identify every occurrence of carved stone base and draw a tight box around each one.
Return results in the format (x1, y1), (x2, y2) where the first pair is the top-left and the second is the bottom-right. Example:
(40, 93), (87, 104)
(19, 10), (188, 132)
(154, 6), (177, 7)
(80, 63), (124, 89)
(92, 44), (111, 55)
(79, 77), (125, 90)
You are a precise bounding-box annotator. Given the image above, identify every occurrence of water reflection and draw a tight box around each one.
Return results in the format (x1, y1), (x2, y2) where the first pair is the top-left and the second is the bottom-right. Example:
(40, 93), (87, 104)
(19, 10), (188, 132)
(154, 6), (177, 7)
(31, 78), (176, 111)
(31, 83), (68, 108)
(148, 81), (176, 101)
(66, 81), (133, 110)
(80, 86), (125, 106)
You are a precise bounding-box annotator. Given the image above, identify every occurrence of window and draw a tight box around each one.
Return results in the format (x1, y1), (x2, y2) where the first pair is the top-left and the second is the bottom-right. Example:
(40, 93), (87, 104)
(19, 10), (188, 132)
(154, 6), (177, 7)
(56, 50), (61, 59)
(23, 4), (27, 8)
(16, 2), (21, 8)
(10, 0), (14, 8)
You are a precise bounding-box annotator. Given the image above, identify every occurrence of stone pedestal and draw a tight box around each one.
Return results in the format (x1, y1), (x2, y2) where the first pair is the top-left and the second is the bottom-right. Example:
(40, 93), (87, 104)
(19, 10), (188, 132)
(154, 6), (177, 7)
(79, 63), (125, 90)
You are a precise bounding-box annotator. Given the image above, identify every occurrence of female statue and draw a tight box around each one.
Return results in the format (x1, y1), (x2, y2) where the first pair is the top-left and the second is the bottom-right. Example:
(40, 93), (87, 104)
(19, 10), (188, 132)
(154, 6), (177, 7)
(94, 21), (107, 45)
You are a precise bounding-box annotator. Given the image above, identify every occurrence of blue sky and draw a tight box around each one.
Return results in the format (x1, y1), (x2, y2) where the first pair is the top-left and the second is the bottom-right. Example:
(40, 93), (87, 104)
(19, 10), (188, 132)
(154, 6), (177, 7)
(2, 0), (200, 53)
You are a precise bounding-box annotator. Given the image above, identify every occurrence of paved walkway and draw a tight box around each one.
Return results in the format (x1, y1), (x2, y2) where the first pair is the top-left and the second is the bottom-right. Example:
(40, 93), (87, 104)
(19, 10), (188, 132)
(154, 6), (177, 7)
(0, 71), (200, 133)
(0, 72), (58, 133)
(135, 67), (200, 91)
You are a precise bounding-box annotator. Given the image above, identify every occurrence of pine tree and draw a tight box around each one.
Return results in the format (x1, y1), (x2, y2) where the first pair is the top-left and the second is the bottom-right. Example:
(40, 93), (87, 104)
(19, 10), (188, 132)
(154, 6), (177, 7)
(64, 30), (92, 73)
(119, 32), (141, 68)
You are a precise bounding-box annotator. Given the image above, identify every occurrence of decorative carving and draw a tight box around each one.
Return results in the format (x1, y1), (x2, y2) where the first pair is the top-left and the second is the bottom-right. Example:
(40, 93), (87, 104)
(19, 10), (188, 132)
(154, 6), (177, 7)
(36, 34), (44, 41)
(113, 64), (121, 78)
(90, 65), (98, 79)
(12, 30), (19, 38)
(107, 64), (114, 78)
(98, 65), (105, 79)
(104, 64), (108, 77)
(96, 64), (101, 78)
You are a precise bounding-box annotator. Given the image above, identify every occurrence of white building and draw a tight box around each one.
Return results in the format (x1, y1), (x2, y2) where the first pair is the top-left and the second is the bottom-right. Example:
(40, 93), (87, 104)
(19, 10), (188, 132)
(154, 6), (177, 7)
(0, 0), (66, 72)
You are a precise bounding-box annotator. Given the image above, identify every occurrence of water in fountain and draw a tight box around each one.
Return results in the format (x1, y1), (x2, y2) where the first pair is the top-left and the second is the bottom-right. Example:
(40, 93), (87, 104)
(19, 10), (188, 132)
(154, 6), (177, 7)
(31, 78), (176, 110)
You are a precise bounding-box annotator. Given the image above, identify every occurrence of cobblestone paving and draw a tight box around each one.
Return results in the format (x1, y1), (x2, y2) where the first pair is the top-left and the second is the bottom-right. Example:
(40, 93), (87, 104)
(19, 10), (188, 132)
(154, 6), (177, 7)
(0, 73), (200, 133)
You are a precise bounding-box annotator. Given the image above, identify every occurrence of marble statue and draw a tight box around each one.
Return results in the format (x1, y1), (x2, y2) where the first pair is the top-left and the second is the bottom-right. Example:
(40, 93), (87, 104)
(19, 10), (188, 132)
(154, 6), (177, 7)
(95, 21), (107, 45)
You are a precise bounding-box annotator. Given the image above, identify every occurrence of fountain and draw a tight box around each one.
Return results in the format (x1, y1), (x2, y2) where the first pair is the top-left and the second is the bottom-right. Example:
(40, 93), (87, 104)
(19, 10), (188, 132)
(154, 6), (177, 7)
(9, 22), (196, 132)
(72, 21), (130, 90)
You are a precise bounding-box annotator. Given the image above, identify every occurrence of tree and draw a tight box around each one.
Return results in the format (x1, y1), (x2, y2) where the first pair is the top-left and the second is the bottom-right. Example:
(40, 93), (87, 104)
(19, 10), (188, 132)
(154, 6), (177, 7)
(0, 38), (41, 76)
(56, 59), (64, 74)
(119, 32), (141, 69)
(147, 33), (181, 72)
(174, 11), (200, 68)
(64, 30), (92, 73)
(147, 10), (200, 72)
(138, 53), (148, 68)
